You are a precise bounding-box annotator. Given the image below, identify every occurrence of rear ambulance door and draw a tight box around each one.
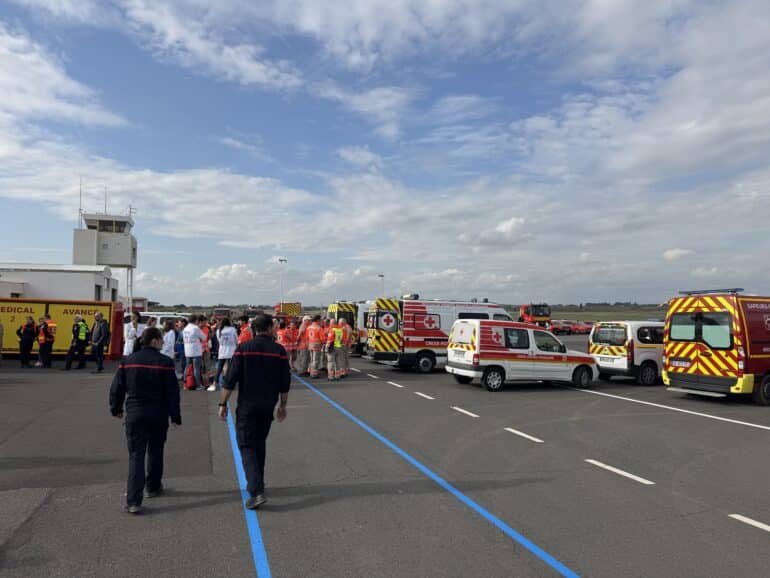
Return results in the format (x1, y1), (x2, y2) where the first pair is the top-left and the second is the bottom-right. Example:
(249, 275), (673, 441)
(532, 329), (568, 379)
(448, 320), (475, 366)
(590, 323), (628, 372)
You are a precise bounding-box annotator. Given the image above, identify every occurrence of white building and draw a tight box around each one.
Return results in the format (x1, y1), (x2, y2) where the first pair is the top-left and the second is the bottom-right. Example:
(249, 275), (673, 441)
(0, 263), (119, 301)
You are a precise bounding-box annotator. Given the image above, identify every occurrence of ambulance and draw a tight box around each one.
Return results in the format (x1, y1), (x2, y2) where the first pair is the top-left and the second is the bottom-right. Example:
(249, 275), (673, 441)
(662, 289), (770, 405)
(365, 295), (513, 372)
(588, 321), (664, 385)
(446, 319), (597, 391)
(327, 301), (372, 354)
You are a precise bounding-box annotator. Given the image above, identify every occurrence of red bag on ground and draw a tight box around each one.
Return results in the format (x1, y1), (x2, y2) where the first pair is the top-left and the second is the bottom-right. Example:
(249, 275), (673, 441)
(184, 364), (196, 390)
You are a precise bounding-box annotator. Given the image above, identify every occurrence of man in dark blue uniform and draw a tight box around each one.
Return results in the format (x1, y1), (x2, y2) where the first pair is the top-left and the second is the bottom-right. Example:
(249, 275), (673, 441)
(219, 313), (290, 509)
(110, 327), (181, 514)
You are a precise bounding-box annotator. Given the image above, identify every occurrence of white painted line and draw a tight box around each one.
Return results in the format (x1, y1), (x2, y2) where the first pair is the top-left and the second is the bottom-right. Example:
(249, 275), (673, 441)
(366, 374), (380, 379)
(387, 381), (404, 388)
(584, 459), (655, 486)
(451, 406), (479, 418)
(350, 368), (361, 373)
(729, 514), (770, 533)
(504, 427), (544, 443)
(414, 392), (435, 400)
(569, 387), (770, 432)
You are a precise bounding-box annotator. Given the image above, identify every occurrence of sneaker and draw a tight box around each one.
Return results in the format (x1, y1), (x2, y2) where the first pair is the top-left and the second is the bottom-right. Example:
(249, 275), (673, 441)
(245, 494), (266, 510)
(206, 385), (217, 392)
(145, 485), (164, 498)
(124, 504), (142, 515)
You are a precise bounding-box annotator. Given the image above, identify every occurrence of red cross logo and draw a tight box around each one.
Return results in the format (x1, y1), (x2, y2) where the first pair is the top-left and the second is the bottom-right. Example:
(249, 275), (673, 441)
(492, 331), (502, 344)
(381, 314), (395, 329)
(459, 328), (465, 337)
(424, 316), (436, 328)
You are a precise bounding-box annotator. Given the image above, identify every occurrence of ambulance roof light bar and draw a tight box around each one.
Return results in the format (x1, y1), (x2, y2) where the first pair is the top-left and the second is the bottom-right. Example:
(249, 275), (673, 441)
(678, 288), (744, 295)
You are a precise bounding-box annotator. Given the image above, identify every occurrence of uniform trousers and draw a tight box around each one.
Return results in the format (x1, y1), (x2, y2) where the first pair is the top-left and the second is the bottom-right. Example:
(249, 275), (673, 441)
(236, 407), (273, 496)
(125, 416), (168, 506)
(309, 348), (323, 376)
(294, 348), (309, 373)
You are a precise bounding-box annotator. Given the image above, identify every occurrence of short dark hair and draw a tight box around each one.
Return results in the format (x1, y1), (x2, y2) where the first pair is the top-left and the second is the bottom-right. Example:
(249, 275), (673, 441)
(312, 315), (321, 322)
(239, 315), (249, 323)
(279, 321), (286, 329)
(220, 317), (231, 327)
(188, 315), (197, 324)
(252, 313), (273, 333)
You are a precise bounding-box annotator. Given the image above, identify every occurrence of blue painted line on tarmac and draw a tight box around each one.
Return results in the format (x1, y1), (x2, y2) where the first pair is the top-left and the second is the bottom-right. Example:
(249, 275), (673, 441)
(225, 404), (272, 578)
(296, 375), (580, 578)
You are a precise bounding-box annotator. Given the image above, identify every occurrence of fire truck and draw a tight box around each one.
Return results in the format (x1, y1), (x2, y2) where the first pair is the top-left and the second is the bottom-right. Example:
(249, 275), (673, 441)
(365, 295), (513, 372)
(518, 303), (551, 326)
(327, 300), (373, 355)
(662, 289), (770, 405)
(275, 302), (302, 324)
(0, 298), (124, 360)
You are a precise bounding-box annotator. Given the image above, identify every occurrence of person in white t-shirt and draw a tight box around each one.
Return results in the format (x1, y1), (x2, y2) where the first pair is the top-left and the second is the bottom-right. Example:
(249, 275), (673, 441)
(161, 320), (176, 359)
(124, 311), (146, 357)
(214, 317), (238, 390)
(183, 316), (206, 390)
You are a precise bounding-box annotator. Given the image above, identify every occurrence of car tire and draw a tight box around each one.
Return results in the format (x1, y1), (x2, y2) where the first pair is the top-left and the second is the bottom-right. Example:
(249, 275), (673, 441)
(753, 374), (770, 406)
(453, 375), (473, 385)
(572, 366), (592, 388)
(637, 362), (659, 386)
(414, 352), (436, 374)
(598, 372), (611, 381)
(482, 367), (505, 392)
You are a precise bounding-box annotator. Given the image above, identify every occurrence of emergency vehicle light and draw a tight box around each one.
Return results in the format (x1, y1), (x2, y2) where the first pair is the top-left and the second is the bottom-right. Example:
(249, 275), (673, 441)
(678, 288), (744, 295)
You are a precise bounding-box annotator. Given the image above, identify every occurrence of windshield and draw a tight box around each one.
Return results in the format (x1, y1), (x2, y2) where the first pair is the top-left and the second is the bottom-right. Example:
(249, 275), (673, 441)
(592, 325), (627, 346)
(531, 305), (551, 317)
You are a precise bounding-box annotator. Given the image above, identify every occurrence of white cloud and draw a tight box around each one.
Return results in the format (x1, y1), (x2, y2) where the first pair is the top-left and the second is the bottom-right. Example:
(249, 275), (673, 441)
(0, 23), (125, 126)
(337, 146), (382, 169)
(428, 95), (499, 125)
(199, 263), (259, 285)
(219, 136), (273, 163)
(494, 217), (525, 238)
(663, 248), (694, 262)
(691, 266), (719, 278)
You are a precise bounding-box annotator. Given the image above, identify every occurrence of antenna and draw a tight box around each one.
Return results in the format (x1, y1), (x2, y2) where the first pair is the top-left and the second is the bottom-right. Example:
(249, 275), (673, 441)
(104, 186), (107, 214)
(78, 175), (83, 229)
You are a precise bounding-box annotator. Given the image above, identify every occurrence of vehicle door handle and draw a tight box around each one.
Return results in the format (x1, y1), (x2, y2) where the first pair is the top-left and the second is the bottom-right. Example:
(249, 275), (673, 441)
(701, 351), (712, 357)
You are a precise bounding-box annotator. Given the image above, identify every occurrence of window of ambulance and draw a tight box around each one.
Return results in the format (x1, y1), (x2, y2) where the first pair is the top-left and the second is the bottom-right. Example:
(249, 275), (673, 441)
(450, 321), (474, 345)
(458, 312), (489, 320)
(669, 313), (696, 341)
(591, 325), (627, 346)
(534, 331), (564, 353)
(505, 328), (530, 349)
(701, 312), (732, 349)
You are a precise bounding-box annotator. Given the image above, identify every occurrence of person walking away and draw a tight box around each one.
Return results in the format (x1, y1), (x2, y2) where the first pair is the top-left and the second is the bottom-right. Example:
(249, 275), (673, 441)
(306, 316), (323, 378)
(183, 316), (205, 390)
(219, 314), (290, 509)
(124, 311), (142, 357)
(36, 314), (56, 368)
(16, 316), (36, 368)
(63, 315), (89, 370)
(90, 312), (111, 373)
(175, 318), (187, 379)
(237, 315), (253, 345)
(110, 327), (181, 514)
(340, 317), (352, 378)
(215, 318), (237, 390)
(293, 316), (310, 375)
(161, 320), (176, 360)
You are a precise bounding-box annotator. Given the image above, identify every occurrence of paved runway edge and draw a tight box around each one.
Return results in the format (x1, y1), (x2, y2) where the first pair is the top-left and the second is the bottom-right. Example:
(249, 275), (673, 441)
(295, 374), (580, 578)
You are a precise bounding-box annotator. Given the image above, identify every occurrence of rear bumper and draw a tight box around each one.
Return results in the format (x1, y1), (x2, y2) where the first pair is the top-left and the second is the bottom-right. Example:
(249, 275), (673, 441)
(662, 371), (754, 394)
(446, 361), (483, 378)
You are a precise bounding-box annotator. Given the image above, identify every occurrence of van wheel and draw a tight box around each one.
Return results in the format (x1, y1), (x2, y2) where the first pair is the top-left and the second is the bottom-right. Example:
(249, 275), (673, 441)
(572, 366), (592, 388)
(415, 352), (435, 373)
(753, 375), (770, 406)
(598, 372), (611, 381)
(482, 368), (505, 392)
(453, 375), (473, 385)
(637, 362), (659, 386)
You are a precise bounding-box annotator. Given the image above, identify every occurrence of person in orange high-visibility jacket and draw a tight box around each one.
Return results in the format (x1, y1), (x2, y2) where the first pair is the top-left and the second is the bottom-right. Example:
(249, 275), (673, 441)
(325, 320), (345, 380)
(237, 315), (253, 345)
(36, 314), (56, 368)
(293, 316), (311, 374)
(339, 317), (353, 378)
(306, 316), (324, 378)
(275, 321), (290, 351)
(285, 320), (298, 367)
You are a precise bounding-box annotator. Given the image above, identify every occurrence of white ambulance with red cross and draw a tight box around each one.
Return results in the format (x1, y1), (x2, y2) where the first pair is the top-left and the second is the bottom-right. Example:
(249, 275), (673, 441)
(365, 295), (513, 372)
(446, 319), (597, 391)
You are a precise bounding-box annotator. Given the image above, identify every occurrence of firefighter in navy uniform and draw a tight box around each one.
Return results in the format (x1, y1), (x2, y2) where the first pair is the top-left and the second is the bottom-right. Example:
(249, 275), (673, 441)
(62, 315), (89, 370)
(110, 327), (181, 514)
(219, 314), (290, 510)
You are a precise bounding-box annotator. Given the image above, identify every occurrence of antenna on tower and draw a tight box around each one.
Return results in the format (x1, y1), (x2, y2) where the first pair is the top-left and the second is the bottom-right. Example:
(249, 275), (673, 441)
(104, 186), (107, 214)
(78, 175), (83, 229)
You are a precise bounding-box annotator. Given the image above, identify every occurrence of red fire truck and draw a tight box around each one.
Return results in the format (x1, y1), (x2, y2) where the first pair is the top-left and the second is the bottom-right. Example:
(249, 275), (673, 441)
(663, 289), (770, 405)
(275, 302), (302, 324)
(518, 303), (551, 327)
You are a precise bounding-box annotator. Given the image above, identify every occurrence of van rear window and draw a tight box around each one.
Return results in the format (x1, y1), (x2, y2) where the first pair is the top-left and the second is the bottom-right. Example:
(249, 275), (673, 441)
(458, 312), (489, 320)
(451, 323), (474, 344)
(592, 326), (627, 346)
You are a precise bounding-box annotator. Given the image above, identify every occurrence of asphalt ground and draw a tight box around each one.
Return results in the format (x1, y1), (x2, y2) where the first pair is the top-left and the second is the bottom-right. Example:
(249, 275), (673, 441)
(1, 335), (769, 577)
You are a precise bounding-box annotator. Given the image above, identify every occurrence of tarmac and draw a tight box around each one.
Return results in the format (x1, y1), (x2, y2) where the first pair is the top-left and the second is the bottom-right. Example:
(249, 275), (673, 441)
(1, 335), (769, 577)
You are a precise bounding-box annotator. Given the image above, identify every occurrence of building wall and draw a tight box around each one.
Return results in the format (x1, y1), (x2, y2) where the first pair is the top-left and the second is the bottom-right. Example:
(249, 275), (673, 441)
(0, 281), (26, 298)
(0, 270), (119, 301)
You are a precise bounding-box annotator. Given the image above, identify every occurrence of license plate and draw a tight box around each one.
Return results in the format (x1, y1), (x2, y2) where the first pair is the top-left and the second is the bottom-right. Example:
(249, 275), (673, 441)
(671, 360), (691, 368)
(599, 356), (614, 363)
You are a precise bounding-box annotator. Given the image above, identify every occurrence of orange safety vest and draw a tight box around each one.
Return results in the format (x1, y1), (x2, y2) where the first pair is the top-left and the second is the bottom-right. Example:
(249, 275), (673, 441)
(37, 324), (46, 344)
(276, 328), (290, 349)
(46, 321), (57, 342)
(238, 323), (253, 344)
(306, 323), (323, 350)
(296, 324), (308, 350)
(285, 327), (298, 351)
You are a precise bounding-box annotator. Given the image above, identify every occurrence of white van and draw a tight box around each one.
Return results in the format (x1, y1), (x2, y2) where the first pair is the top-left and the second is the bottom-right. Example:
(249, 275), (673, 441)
(588, 321), (664, 385)
(446, 319), (597, 391)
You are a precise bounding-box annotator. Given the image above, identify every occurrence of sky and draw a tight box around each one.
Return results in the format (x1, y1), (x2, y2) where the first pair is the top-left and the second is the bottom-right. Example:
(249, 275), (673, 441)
(0, 0), (768, 306)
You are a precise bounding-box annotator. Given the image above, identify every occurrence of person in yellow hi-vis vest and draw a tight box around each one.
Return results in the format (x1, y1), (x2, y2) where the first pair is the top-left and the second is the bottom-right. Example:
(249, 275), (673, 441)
(339, 317), (352, 378)
(325, 320), (345, 380)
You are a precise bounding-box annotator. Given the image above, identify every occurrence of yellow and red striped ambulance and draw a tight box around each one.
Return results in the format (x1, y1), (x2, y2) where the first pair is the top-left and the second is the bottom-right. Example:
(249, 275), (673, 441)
(663, 289), (770, 405)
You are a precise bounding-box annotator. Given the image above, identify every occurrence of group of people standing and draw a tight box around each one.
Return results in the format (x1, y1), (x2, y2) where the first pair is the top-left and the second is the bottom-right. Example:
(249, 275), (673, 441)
(280, 315), (354, 381)
(2, 313), (111, 372)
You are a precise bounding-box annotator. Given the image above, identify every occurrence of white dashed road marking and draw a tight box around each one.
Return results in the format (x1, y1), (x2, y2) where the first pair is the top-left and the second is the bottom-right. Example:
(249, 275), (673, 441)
(387, 381), (404, 388)
(414, 392), (435, 400)
(367, 374), (380, 379)
(504, 427), (544, 443)
(451, 406), (479, 418)
(350, 368), (361, 373)
(729, 514), (770, 533)
(585, 459), (655, 485)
